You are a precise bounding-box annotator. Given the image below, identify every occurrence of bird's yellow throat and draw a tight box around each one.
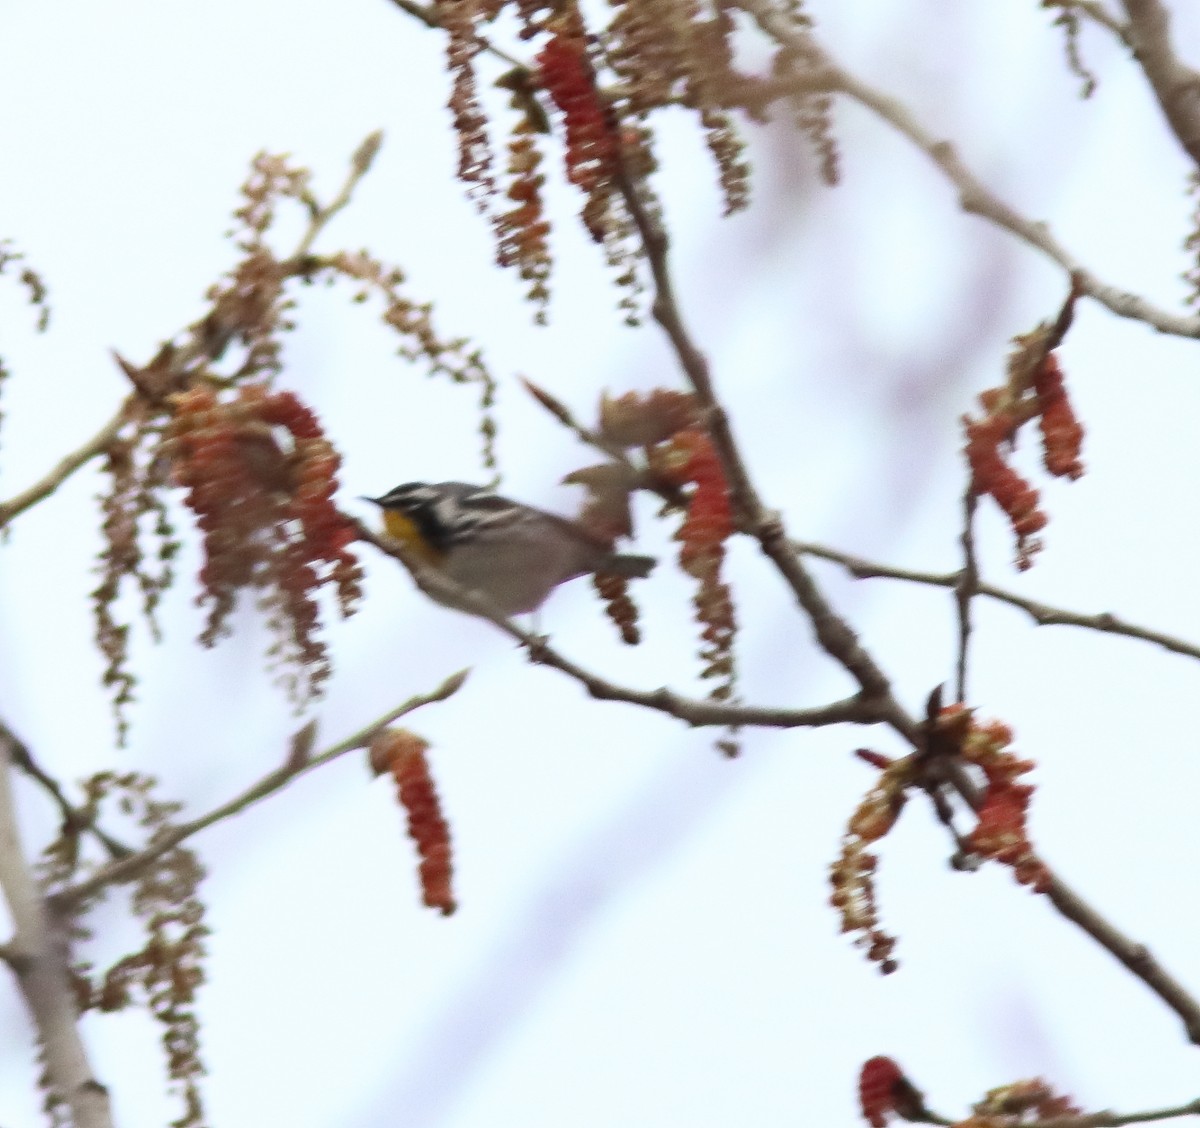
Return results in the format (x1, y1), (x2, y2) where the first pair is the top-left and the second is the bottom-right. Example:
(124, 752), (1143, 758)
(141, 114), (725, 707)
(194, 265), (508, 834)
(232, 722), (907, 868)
(381, 508), (444, 565)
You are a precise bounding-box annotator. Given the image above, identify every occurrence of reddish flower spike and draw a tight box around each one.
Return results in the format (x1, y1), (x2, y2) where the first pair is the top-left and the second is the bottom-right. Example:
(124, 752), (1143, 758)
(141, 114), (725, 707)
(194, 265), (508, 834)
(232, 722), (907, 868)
(940, 707), (1052, 894)
(963, 413), (1047, 570)
(859, 1057), (932, 1127)
(536, 15), (620, 240)
(166, 384), (363, 704)
(855, 749), (895, 770)
(370, 729), (457, 916)
(1033, 352), (1085, 480)
(657, 428), (738, 702)
(831, 750), (917, 972)
(593, 572), (641, 645)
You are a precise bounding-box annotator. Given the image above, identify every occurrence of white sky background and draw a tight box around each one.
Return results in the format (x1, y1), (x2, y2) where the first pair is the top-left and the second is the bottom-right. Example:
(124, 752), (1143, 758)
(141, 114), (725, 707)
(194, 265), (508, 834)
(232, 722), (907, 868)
(2, 2), (1200, 1126)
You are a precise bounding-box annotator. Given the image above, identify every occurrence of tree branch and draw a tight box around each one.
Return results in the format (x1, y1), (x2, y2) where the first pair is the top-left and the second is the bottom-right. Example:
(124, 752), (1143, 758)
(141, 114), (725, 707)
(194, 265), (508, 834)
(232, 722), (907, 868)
(794, 540), (1200, 664)
(1061, 0), (1135, 45)
(0, 724), (113, 1128)
(293, 130), (384, 259)
(740, 0), (1200, 338)
(1035, 1098), (1200, 1128)
(1043, 872), (1200, 1044)
(51, 669), (470, 909)
(382, 0), (525, 65)
(0, 403), (132, 530)
(1121, 0), (1200, 167)
(954, 490), (980, 703)
(2, 720), (130, 860)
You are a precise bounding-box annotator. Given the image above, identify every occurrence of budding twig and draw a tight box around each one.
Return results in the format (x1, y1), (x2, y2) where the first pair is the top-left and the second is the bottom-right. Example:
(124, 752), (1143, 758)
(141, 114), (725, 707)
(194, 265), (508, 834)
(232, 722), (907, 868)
(52, 669), (470, 909)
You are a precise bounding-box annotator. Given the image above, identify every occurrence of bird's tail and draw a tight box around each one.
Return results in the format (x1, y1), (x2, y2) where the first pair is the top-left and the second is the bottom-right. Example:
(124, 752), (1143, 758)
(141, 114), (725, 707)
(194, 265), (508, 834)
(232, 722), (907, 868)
(597, 553), (656, 579)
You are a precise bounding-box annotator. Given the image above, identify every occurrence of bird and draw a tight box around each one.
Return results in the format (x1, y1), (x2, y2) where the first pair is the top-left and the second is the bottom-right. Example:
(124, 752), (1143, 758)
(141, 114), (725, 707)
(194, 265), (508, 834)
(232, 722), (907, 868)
(364, 481), (655, 618)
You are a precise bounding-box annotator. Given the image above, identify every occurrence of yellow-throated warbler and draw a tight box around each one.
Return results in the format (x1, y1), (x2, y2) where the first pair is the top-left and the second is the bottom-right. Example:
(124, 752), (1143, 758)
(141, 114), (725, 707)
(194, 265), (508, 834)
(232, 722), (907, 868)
(366, 481), (656, 617)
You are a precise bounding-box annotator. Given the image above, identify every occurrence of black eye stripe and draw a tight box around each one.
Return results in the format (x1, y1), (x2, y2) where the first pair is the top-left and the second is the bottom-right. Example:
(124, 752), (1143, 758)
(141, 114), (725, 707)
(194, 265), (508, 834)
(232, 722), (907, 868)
(373, 482), (528, 550)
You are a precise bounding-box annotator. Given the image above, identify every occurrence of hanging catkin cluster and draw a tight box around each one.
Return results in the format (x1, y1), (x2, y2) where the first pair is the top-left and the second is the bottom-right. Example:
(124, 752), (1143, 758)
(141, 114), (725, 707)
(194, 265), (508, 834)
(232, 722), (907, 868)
(606, 0), (751, 214)
(655, 428), (737, 703)
(829, 749), (914, 975)
(535, 387), (740, 703)
(432, 0), (834, 317)
(963, 291), (1085, 570)
(165, 384), (362, 703)
(370, 729), (457, 916)
(937, 705), (1051, 894)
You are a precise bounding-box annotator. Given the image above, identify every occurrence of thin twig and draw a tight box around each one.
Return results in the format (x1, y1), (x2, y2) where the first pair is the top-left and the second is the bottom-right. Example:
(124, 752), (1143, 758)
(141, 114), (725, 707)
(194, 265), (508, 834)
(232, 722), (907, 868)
(53, 669), (470, 909)
(1064, 0), (1135, 45)
(0, 720), (130, 860)
(1034, 1099), (1200, 1128)
(1044, 871), (1200, 1044)
(520, 377), (636, 466)
(1120, 0), (1200, 168)
(923, 1098), (1200, 1128)
(171, 132), (387, 377)
(385, 0), (439, 29)
(929, 706), (1200, 1041)
(293, 131), (384, 259)
(0, 403), (132, 530)
(520, 377), (694, 512)
(954, 490), (980, 703)
(383, 0), (524, 66)
(739, 0), (1200, 338)
(794, 540), (1200, 664)
(0, 725), (113, 1128)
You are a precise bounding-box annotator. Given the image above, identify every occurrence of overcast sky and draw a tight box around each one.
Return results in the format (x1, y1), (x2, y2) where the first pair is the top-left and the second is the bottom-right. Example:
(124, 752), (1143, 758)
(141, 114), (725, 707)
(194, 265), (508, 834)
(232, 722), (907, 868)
(3, 3), (1200, 1126)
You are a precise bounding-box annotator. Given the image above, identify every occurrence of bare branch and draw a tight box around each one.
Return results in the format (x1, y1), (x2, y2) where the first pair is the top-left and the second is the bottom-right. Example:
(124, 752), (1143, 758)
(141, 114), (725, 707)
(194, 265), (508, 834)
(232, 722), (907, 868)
(1043, 871), (1200, 1044)
(1062, 0), (1134, 46)
(0, 724), (113, 1128)
(917, 1095), (1200, 1128)
(954, 490), (980, 703)
(1121, 0), (1200, 167)
(0, 402), (132, 530)
(292, 131), (384, 259)
(930, 712), (1200, 1041)
(740, 0), (1200, 338)
(1034, 1099), (1200, 1128)
(382, 0), (524, 66)
(794, 541), (1200, 664)
(53, 669), (470, 909)
(385, 0), (439, 29)
(2, 721), (130, 860)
